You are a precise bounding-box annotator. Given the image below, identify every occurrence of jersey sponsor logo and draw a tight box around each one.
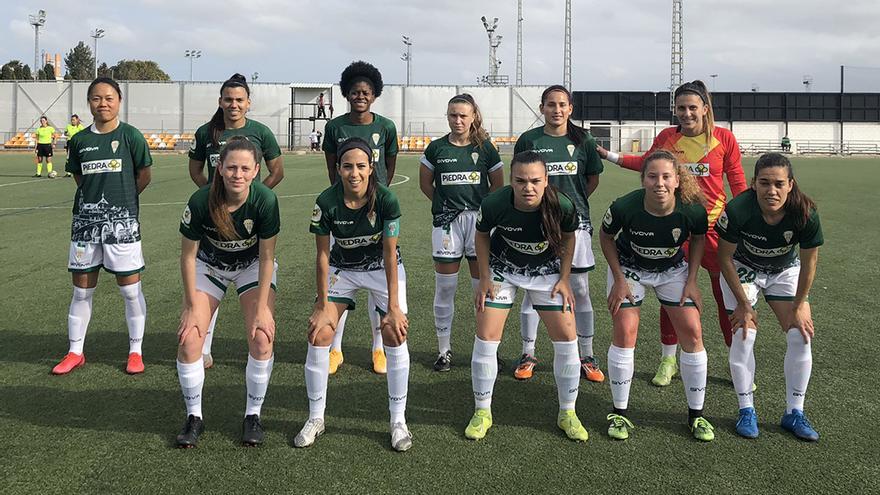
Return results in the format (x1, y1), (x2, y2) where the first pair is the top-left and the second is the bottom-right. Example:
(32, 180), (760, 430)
(334, 219), (354, 225)
(503, 236), (549, 254)
(111, 140), (119, 153)
(440, 171), (481, 185)
(335, 232), (383, 249)
(742, 231), (768, 242)
(436, 158), (457, 164)
(603, 208), (613, 227)
(243, 219), (254, 234)
(311, 204), (322, 223)
(717, 211), (729, 230)
(497, 225), (523, 232)
(207, 235), (258, 252)
(629, 229), (654, 237)
(372, 149), (380, 163)
(80, 146), (100, 153)
(672, 228), (682, 243)
(783, 230), (793, 243)
(683, 162), (711, 177)
(209, 154), (220, 168)
(630, 242), (680, 259)
(81, 158), (123, 175)
(182, 205), (192, 226)
(533, 148), (554, 153)
(742, 240), (793, 257)
(546, 161), (577, 176)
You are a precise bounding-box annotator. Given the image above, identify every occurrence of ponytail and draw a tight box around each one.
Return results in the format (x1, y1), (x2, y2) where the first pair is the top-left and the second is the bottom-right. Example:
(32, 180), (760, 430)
(210, 73), (251, 147)
(754, 153), (816, 229)
(208, 136), (261, 240)
(675, 80), (715, 149)
(448, 93), (490, 149)
(540, 85), (585, 146)
(511, 151), (564, 257)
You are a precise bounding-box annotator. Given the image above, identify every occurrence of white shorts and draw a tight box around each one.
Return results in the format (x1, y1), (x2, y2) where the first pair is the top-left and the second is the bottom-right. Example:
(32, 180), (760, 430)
(521, 270), (589, 313)
(196, 258), (278, 301)
(327, 265), (408, 315)
(432, 211), (478, 263)
(68, 241), (144, 275)
(485, 271), (569, 311)
(719, 261), (799, 311)
(572, 223), (596, 272)
(605, 263), (696, 308)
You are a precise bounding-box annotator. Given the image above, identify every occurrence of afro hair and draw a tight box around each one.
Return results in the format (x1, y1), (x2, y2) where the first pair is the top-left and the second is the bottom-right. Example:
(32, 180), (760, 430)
(340, 61), (384, 98)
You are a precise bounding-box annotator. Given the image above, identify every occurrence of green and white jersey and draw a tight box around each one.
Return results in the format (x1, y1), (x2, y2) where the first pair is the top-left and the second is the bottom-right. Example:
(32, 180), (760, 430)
(180, 182), (280, 272)
(323, 112), (398, 185)
(602, 189), (708, 272)
(310, 182), (402, 272)
(514, 126), (603, 227)
(420, 135), (503, 227)
(476, 185), (579, 277)
(66, 122), (153, 244)
(715, 189), (823, 273)
(188, 119), (282, 183)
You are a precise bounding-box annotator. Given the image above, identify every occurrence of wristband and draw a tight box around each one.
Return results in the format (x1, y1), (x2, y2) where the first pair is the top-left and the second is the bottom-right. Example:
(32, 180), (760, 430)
(605, 151), (620, 164)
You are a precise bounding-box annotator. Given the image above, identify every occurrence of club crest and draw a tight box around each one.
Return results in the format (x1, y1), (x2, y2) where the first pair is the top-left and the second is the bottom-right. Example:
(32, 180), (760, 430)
(111, 140), (119, 153)
(471, 152), (479, 165)
(566, 144), (575, 157)
(603, 208), (613, 227)
(671, 228), (682, 243)
(244, 219), (254, 234)
(311, 204), (322, 223)
(182, 205), (191, 225)
(717, 211), (729, 229)
(371, 133), (380, 145)
(783, 230), (793, 243)
(368, 211), (377, 227)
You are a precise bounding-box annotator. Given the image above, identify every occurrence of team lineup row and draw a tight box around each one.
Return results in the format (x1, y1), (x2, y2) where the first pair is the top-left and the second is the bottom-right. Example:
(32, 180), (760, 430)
(50, 61), (822, 451)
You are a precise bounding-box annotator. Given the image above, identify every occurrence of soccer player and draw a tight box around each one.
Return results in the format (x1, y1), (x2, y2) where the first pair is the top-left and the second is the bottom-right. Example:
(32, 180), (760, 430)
(598, 80), (747, 387)
(33, 116), (56, 177)
(419, 93), (504, 372)
(716, 153), (822, 441)
(513, 85), (605, 383)
(296, 138), (412, 451)
(52, 77), (152, 376)
(189, 73), (284, 369)
(64, 114), (84, 177)
(600, 150), (714, 441)
(465, 151), (588, 442)
(175, 136), (280, 448)
(322, 61), (399, 375)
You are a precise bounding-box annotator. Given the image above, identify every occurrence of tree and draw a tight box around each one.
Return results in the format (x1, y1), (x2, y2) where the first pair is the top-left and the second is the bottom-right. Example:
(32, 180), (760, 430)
(64, 41), (95, 80)
(110, 60), (170, 81)
(37, 64), (56, 80)
(97, 62), (111, 78)
(0, 60), (32, 80)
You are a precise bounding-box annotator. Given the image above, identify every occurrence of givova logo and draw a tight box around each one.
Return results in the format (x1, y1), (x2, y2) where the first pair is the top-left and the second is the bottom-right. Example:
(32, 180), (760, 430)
(207, 235), (257, 252)
(335, 232), (382, 249)
(630, 242), (679, 259)
(503, 236), (548, 254)
(81, 158), (123, 175)
(743, 240), (793, 257)
(546, 161), (578, 176)
(440, 171), (481, 185)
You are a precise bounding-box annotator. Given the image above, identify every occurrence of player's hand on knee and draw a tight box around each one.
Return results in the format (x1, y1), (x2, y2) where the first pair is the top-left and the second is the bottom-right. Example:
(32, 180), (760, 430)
(608, 280), (634, 315)
(681, 280), (703, 313)
(382, 307), (408, 341)
(788, 303), (814, 343)
(731, 304), (758, 336)
(177, 307), (203, 345)
(551, 278), (576, 313)
(475, 278), (493, 313)
(250, 304), (275, 344)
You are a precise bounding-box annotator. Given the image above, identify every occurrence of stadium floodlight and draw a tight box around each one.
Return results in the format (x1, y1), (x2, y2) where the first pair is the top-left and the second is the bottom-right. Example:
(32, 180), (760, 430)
(481, 16), (503, 84)
(252, 72), (259, 83)
(751, 84), (760, 92)
(710, 74), (718, 92)
(91, 29), (106, 79)
(803, 75), (813, 92)
(401, 35), (413, 86)
(29, 10), (47, 81)
(184, 50), (202, 81)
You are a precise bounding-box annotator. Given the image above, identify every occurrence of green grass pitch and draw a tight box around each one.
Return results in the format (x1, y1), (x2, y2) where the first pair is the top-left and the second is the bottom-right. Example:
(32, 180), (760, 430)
(0, 152), (876, 492)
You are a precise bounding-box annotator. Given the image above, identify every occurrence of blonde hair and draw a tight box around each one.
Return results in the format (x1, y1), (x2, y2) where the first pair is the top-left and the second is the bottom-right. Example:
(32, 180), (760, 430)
(640, 150), (704, 206)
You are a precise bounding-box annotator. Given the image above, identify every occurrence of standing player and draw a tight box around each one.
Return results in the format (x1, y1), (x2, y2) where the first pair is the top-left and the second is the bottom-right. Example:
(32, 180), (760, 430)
(465, 151), (588, 442)
(52, 77), (151, 375)
(175, 137), (280, 448)
(598, 80), (747, 387)
(33, 116), (56, 177)
(419, 93), (504, 372)
(600, 150), (714, 441)
(716, 153), (822, 441)
(64, 114), (84, 177)
(322, 61), (398, 375)
(189, 73), (284, 369)
(296, 138), (412, 451)
(513, 85), (605, 383)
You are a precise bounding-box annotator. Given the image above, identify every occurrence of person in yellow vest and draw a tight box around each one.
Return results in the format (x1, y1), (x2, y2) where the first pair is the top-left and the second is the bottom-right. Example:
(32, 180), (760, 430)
(64, 114), (85, 177)
(34, 116), (57, 178)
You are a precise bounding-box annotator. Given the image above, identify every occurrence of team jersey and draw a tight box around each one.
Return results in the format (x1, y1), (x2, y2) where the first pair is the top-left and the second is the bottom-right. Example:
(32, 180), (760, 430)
(476, 185), (579, 277)
(323, 112), (398, 185)
(715, 189), (823, 273)
(620, 126), (747, 227)
(180, 181), (280, 272)
(66, 123), (84, 138)
(514, 126), (603, 227)
(420, 135), (503, 227)
(602, 189), (709, 272)
(66, 122), (152, 244)
(310, 182), (402, 272)
(35, 126), (55, 144)
(189, 119), (282, 183)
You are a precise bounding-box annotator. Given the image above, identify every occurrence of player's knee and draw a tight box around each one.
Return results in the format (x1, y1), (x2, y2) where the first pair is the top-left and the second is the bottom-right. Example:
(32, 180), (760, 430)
(381, 323), (405, 346)
(178, 335), (203, 361)
(312, 325), (335, 347)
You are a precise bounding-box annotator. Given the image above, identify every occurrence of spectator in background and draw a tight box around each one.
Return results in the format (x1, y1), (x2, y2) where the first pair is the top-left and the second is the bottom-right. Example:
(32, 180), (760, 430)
(317, 92), (327, 119)
(64, 114), (84, 177)
(781, 135), (791, 153)
(309, 129), (320, 151)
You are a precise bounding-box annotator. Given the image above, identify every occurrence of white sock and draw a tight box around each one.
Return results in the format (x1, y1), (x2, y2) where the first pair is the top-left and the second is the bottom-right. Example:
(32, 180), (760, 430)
(728, 328), (757, 409)
(471, 337), (500, 410)
(177, 359), (205, 418)
(67, 286), (94, 354)
(305, 344), (330, 420)
(552, 340), (580, 410)
(662, 343), (678, 359)
(119, 282), (146, 355)
(608, 345), (635, 410)
(369, 302), (383, 352)
(332, 311), (347, 351)
(680, 350), (708, 410)
(384, 343), (410, 424)
(575, 311), (595, 358)
(520, 310), (539, 356)
(245, 354), (274, 416)
(202, 308), (219, 356)
(784, 328), (812, 413)
(434, 272), (458, 354)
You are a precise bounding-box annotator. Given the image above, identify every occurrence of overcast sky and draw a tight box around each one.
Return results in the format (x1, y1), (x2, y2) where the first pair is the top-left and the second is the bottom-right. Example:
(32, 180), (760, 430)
(4, 0), (880, 92)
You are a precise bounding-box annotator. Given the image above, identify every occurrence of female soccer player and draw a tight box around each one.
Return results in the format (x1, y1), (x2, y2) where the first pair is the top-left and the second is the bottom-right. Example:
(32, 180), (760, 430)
(598, 80), (747, 387)
(296, 137), (412, 452)
(465, 151), (587, 442)
(33, 116), (56, 177)
(189, 73), (284, 369)
(513, 85), (605, 383)
(64, 114), (84, 177)
(716, 153), (822, 441)
(322, 61), (399, 376)
(419, 93), (504, 372)
(175, 136), (280, 448)
(600, 150), (713, 441)
(52, 77), (152, 376)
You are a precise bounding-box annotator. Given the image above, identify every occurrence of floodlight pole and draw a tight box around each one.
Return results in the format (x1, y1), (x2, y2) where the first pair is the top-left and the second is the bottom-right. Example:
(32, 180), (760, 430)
(185, 50), (202, 81)
(670, 0), (684, 113)
(516, 0), (523, 86)
(29, 10), (47, 81)
(91, 28), (105, 79)
(401, 36), (413, 86)
(564, 0), (571, 90)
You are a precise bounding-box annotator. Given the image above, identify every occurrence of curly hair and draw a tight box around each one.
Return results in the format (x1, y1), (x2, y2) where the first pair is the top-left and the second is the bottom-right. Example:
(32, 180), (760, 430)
(340, 61), (384, 97)
(640, 150), (704, 206)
